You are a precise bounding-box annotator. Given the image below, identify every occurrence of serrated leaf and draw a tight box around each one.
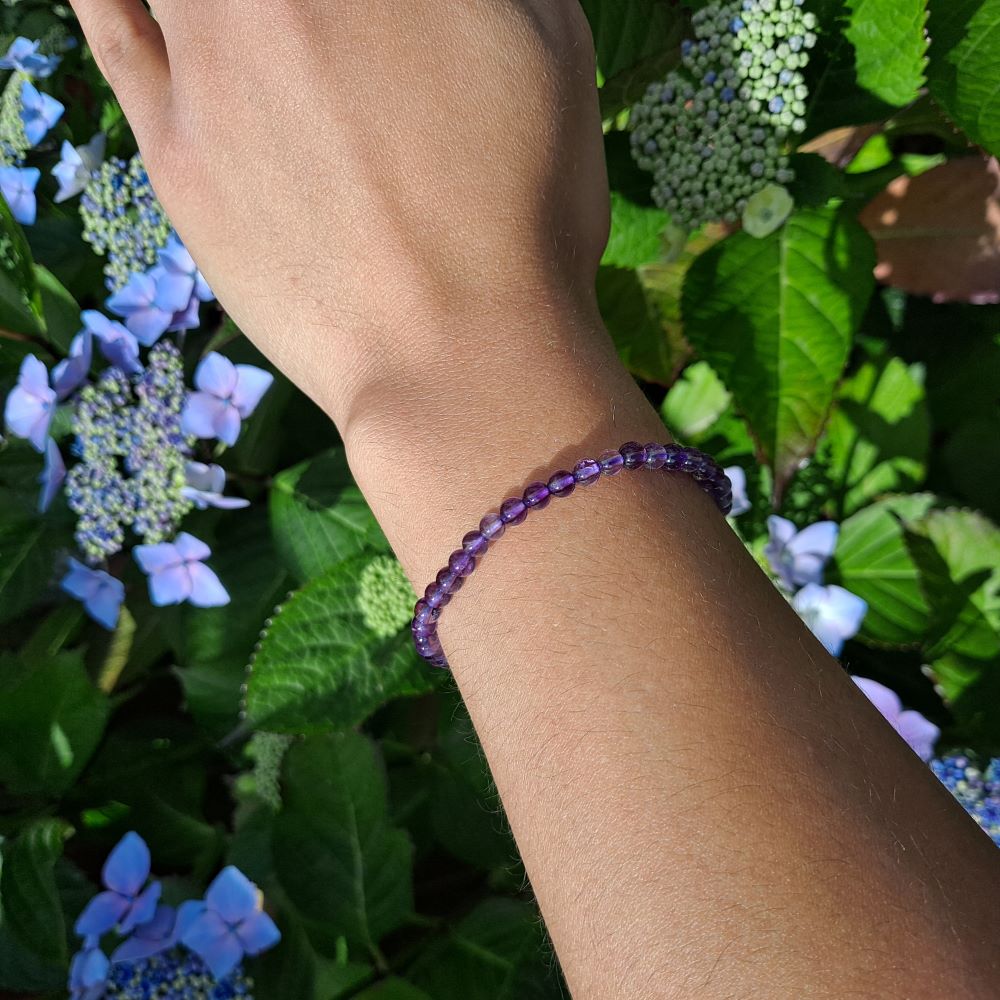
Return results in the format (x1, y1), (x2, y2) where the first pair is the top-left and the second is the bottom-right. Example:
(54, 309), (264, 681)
(661, 361), (732, 441)
(580, 0), (672, 81)
(825, 350), (929, 516)
(244, 555), (434, 734)
(270, 450), (389, 583)
(0, 819), (72, 967)
(273, 733), (413, 948)
(601, 193), (667, 268)
(845, 0), (928, 106)
(682, 205), (876, 499)
(927, 0), (1000, 156)
(833, 493), (937, 646)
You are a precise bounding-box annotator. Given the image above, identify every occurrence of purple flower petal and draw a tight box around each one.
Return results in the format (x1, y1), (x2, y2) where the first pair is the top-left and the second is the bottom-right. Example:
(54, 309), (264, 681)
(0, 165), (40, 225)
(125, 303), (172, 348)
(723, 465), (750, 517)
(133, 542), (183, 576)
(61, 558), (100, 602)
(38, 437), (65, 513)
(205, 866), (258, 924)
(107, 272), (156, 315)
(153, 271), (195, 313)
(181, 392), (229, 440)
(74, 890), (130, 936)
(236, 910), (281, 955)
(186, 563), (231, 607)
(173, 531), (211, 564)
(852, 676), (902, 720)
(181, 909), (245, 979)
(214, 403), (242, 446)
(102, 831), (151, 897)
(175, 899), (206, 939)
(147, 563), (193, 606)
(168, 294), (202, 332)
(194, 352), (238, 398)
(52, 330), (93, 400)
(896, 710), (940, 762)
(231, 366), (274, 418)
(120, 880), (162, 934)
(86, 578), (124, 630)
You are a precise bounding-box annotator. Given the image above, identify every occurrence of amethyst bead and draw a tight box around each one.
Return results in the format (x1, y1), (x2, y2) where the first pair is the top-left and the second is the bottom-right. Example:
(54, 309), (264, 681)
(436, 566), (464, 595)
(448, 549), (477, 577)
(573, 458), (601, 485)
(599, 449), (625, 476)
(662, 444), (683, 469)
(523, 481), (551, 510)
(415, 632), (443, 659)
(620, 441), (647, 469)
(424, 581), (451, 609)
(412, 599), (441, 626)
(678, 447), (701, 473)
(412, 619), (437, 639)
(462, 530), (489, 557)
(644, 442), (668, 469)
(499, 497), (528, 526)
(480, 512), (506, 541)
(548, 470), (576, 498)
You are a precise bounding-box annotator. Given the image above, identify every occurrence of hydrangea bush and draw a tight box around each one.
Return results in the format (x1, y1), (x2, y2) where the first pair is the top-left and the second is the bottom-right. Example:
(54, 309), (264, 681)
(1, 0), (999, 996)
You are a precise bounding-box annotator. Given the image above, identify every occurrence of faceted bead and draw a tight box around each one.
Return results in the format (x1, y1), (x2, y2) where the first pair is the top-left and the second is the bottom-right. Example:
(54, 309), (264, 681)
(500, 497), (528, 525)
(436, 566), (464, 594)
(523, 481), (551, 510)
(412, 598), (441, 626)
(548, 470), (576, 497)
(662, 444), (683, 469)
(599, 449), (625, 476)
(644, 442), (668, 469)
(462, 530), (489, 557)
(448, 549), (476, 577)
(678, 447), (701, 472)
(620, 441), (647, 469)
(480, 512), (506, 541)
(424, 581), (451, 609)
(573, 458), (601, 485)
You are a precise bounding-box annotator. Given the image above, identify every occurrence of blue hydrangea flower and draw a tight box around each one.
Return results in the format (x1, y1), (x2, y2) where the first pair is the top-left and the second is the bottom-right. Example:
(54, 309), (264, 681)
(852, 676), (940, 762)
(38, 437), (65, 513)
(19, 79), (63, 147)
(52, 329), (94, 400)
(4, 354), (55, 451)
(159, 234), (214, 304)
(0, 37), (61, 78)
(60, 560), (125, 630)
(0, 164), (40, 224)
(111, 904), (177, 963)
(931, 755), (1000, 847)
(723, 465), (750, 517)
(792, 582), (867, 656)
(53, 133), (106, 203)
(134, 532), (230, 608)
(83, 310), (142, 375)
(105, 947), (254, 998)
(181, 353), (273, 447)
(765, 515), (838, 590)
(69, 936), (110, 1000)
(106, 268), (196, 346)
(74, 832), (162, 936)
(177, 867), (281, 980)
(183, 461), (250, 511)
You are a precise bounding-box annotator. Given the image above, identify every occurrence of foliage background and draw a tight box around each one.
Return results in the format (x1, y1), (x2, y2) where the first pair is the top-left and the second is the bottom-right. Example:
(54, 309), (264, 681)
(1, 0), (999, 996)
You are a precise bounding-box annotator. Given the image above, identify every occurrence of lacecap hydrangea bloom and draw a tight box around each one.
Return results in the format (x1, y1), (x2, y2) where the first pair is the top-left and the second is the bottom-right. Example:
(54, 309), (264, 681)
(931, 755), (1000, 847)
(629, 0), (816, 231)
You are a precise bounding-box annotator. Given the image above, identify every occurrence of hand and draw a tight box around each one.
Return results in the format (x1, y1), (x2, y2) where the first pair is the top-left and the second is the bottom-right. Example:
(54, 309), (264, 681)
(69, 0), (610, 425)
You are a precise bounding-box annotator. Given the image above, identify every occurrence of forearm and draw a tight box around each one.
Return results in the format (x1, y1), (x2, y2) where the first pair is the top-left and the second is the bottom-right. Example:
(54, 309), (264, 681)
(344, 298), (1000, 998)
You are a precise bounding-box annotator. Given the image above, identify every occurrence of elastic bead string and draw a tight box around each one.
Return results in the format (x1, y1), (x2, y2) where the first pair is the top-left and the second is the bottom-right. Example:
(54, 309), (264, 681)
(411, 442), (733, 669)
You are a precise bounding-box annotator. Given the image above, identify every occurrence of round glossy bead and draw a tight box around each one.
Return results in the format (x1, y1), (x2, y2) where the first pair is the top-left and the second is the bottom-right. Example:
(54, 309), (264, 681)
(412, 599), (441, 626)
(462, 530), (489, 557)
(599, 449), (625, 476)
(644, 442), (668, 469)
(678, 447), (701, 473)
(424, 581), (451, 609)
(573, 458), (601, 485)
(548, 470), (576, 497)
(523, 481), (551, 510)
(411, 619), (437, 639)
(662, 445), (683, 469)
(620, 441), (647, 469)
(429, 654), (450, 670)
(415, 632), (443, 659)
(436, 566), (464, 594)
(480, 512), (506, 541)
(499, 497), (528, 526)
(448, 549), (476, 577)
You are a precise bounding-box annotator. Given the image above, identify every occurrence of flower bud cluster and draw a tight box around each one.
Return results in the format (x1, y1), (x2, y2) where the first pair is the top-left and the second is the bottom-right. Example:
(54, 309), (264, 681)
(629, 0), (817, 229)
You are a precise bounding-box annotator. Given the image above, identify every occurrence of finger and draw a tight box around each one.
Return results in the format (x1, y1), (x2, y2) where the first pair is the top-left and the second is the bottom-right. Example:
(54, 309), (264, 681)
(68, 0), (170, 128)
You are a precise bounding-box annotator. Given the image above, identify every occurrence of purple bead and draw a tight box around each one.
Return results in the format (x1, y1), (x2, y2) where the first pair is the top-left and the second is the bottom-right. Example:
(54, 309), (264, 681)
(644, 442), (668, 469)
(573, 458), (601, 485)
(448, 549), (476, 577)
(678, 447), (701, 473)
(415, 632), (443, 659)
(599, 449), (625, 476)
(413, 598), (441, 626)
(662, 444), (683, 469)
(480, 512), (506, 541)
(436, 566), (464, 594)
(548, 470), (576, 498)
(462, 530), (489, 557)
(424, 581), (451, 609)
(499, 497), (528, 526)
(411, 619), (437, 639)
(429, 654), (450, 670)
(523, 481), (551, 510)
(620, 441), (647, 469)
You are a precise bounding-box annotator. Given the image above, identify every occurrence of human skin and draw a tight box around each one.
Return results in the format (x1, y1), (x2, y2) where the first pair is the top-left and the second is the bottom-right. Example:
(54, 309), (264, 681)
(71, 1), (1000, 997)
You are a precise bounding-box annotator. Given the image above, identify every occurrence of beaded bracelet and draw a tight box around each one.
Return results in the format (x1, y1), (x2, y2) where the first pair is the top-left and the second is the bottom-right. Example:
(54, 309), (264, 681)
(411, 442), (732, 669)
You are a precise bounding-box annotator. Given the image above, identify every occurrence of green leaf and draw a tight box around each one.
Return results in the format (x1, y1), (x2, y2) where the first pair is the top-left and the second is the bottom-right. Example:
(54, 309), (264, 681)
(0, 819), (72, 967)
(601, 192), (667, 269)
(0, 652), (109, 796)
(0, 195), (43, 337)
(682, 205), (876, 498)
(273, 733), (413, 948)
(244, 556), (434, 734)
(35, 265), (80, 354)
(580, 0), (672, 81)
(833, 493), (937, 646)
(270, 450), (389, 583)
(352, 980), (433, 1000)
(824, 349), (929, 516)
(661, 361), (733, 442)
(844, 0), (928, 106)
(927, 0), (1000, 156)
